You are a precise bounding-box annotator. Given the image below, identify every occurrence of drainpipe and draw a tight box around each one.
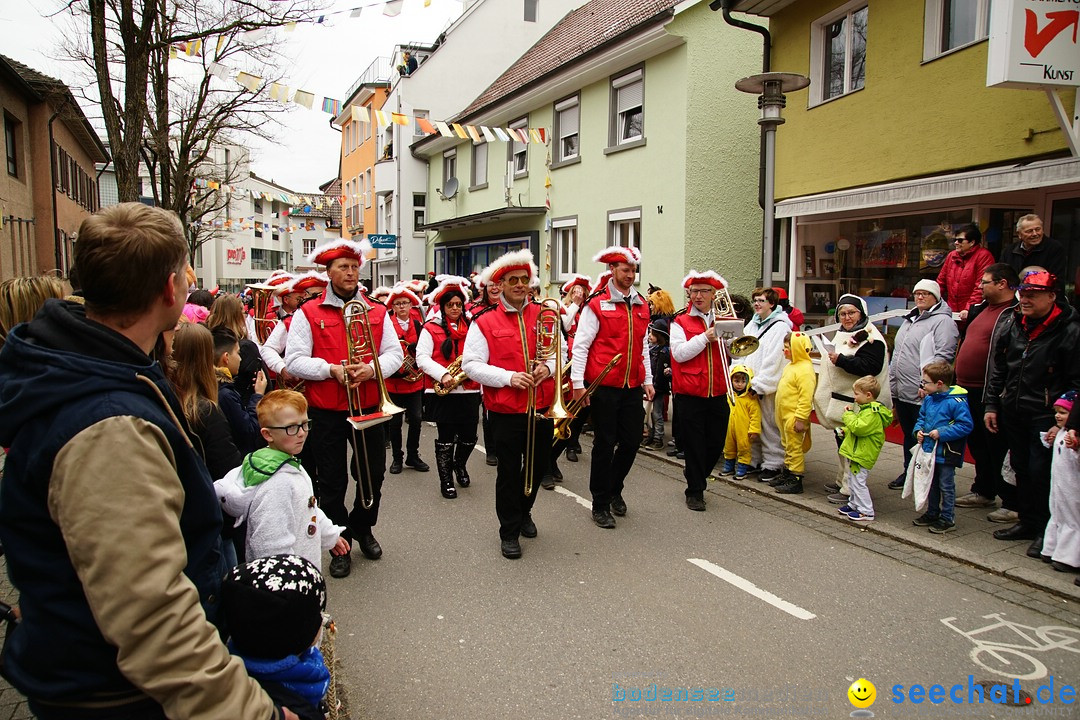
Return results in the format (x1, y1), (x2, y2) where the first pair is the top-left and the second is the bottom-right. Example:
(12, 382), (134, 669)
(48, 95), (73, 274)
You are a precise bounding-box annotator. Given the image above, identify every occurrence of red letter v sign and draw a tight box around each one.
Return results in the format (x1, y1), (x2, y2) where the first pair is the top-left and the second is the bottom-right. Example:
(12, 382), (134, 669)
(1024, 9), (1079, 59)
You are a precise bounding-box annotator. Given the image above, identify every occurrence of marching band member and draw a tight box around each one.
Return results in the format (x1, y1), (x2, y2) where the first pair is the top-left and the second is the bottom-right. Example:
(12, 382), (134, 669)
(417, 276), (480, 499)
(470, 274), (503, 466)
(370, 286), (392, 305)
(284, 239), (402, 579)
(384, 284), (429, 475)
(260, 272), (324, 390)
(462, 250), (558, 559)
(669, 271), (731, 512)
(570, 247), (653, 529)
(544, 273), (593, 490)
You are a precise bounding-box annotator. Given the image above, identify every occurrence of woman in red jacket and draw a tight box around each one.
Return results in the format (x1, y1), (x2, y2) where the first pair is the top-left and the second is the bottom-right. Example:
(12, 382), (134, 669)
(936, 224), (995, 318)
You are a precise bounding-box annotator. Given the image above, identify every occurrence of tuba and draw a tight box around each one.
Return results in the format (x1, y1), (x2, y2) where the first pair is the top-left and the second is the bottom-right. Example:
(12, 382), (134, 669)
(524, 299), (569, 496)
(712, 287), (759, 383)
(247, 283), (276, 344)
(433, 356), (468, 396)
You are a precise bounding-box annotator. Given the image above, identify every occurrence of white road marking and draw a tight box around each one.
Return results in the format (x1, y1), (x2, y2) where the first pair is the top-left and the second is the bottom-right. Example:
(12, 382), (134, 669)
(475, 444), (486, 454)
(553, 486), (592, 509)
(687, 558), (817, 621)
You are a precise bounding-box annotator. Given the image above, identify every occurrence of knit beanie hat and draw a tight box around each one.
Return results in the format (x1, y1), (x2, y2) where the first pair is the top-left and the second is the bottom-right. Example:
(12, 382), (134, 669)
(222, 554), (327, 659)
(1054, 390), (1076, 414)
(912, 279), (941, 301)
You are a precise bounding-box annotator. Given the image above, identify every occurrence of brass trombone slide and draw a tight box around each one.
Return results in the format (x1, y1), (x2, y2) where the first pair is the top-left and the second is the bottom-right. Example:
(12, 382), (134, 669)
(552, 353), (622, 443)
(523, 299), (567, 497)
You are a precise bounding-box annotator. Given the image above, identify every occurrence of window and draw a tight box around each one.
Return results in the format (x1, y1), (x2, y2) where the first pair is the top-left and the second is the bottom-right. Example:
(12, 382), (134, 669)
(608, 208), (642, 277)
(413, 193), (426, 234)
(414, 110), (428, 137)
(471, 142), (488, 189)
(383, 195), (393, 234)
(508, 117), (528, 177)
(365, 169), (372, 208)
(811, 3), (867, 105)
(553, 95), (579, 166)
(364, 109), (372, 142)
(609, 69), (644, 149)
(303, 238), (317, 255)
(443, 149), (457, 186)
(524, 0), (537, 22)
(923, 0), (990, 61)
(552, 218), (578, 281)
(5, 115), (18, 178)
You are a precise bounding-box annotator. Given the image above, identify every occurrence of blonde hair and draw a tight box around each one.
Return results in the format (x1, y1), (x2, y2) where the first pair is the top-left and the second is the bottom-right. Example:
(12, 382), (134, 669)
(0, 276), (65, 349)
(257, 390), (308, 428)
(647, 288), (675, 316)
(169, 323), (219, 425)
(206, 294), (248, 340)
(853, 375), (881, 400)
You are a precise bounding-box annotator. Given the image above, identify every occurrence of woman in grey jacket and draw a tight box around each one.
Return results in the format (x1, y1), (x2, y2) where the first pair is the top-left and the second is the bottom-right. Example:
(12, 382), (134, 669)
(888, 279), (960, 488)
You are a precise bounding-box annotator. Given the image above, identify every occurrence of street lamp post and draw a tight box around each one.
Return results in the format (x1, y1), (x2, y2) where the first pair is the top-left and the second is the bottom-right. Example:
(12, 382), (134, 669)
(734, 72), (809, 288)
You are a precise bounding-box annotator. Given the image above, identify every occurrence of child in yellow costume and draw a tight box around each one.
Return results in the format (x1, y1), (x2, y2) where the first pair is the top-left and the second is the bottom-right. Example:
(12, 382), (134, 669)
(719, 365), (761, 480)
(772, 332), (817, 494)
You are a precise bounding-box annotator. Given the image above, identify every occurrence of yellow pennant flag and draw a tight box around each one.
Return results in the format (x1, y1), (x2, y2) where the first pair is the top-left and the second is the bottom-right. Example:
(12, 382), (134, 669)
(374, 110), (390, 127)
(466, 125), (482, 142)
(391, 113), (410, 126)
(352, 105), (370, 124)
(529, 128), (542, 144)
(293, 90), (315, 109)
(451, 123), (468, 139)
(236, 72), (261, 92)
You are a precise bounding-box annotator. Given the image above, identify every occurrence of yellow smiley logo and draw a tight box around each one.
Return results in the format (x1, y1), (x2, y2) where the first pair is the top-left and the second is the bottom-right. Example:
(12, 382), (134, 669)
(848, 678), (876, 709)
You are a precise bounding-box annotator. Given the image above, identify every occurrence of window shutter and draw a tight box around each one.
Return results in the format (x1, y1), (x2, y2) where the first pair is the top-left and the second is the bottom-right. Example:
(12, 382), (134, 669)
(617, 81), (643, 114)
(560, 104), (579, 137)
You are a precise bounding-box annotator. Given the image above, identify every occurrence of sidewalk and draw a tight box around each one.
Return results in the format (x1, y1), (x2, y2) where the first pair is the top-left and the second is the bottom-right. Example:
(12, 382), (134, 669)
(644, 423), (1080, 603)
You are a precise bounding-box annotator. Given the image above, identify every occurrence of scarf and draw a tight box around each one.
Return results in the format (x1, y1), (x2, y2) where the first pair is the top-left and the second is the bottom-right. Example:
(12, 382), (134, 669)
(235, 645), (330, 710)
(751, 306), (783, 329)
(1021, 304), (1062, 341)
(241, 447), (301, 487)
(216, 366), (234, 381)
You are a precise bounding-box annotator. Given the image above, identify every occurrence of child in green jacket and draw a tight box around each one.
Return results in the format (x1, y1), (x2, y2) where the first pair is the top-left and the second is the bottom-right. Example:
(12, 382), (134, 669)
(837, 375), (893, 521)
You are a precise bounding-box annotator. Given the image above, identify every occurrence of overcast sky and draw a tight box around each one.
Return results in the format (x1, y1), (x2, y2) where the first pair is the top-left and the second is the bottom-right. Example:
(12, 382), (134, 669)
(0, 0), (461, 193)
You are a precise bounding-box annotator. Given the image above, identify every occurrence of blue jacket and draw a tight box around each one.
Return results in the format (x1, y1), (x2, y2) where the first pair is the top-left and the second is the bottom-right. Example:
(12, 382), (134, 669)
(913, 385), (973, 467)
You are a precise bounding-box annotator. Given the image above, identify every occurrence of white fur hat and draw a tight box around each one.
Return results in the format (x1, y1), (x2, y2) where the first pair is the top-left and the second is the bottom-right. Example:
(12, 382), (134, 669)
(681, 270), (727, 290)
(307, 238), (373, 268)
(593, 245), (641, 267)
(479, 248), (538, 286)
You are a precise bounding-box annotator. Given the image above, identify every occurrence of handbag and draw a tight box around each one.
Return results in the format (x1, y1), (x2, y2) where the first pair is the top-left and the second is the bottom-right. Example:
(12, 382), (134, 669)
(902, 439), (937, 512)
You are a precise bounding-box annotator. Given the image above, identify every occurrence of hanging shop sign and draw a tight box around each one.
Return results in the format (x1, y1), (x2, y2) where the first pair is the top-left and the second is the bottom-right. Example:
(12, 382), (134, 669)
(987, 0), (1080, 89)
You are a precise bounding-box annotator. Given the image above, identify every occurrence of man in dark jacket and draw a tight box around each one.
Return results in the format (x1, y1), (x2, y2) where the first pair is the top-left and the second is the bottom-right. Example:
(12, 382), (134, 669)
(984, 269), (1080, 559)
(1003, 215), (1066, 291)
(0, 204), (292, 720)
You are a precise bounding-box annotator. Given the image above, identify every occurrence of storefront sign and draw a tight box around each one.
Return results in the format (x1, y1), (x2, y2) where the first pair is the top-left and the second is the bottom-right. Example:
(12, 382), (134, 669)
(367, 233), (397, 249)
(987, 0), (1080, 89)
(226, 247), (247, 265)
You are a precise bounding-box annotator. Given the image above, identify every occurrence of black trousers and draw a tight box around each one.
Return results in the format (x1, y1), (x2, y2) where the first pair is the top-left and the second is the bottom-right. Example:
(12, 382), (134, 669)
(675, 393), (730, 498)
(552, 407), (589, 459)
(309, 405), (385, 546)
(1000, 412), (1053, 531)
(490, 410), (552, 541)
(434, 393), (481, 442)
(588, 385), (644, 512)
(387, 390), (423, 458)
(966, 388), (1016, 509)
(892, 398), (922, 477)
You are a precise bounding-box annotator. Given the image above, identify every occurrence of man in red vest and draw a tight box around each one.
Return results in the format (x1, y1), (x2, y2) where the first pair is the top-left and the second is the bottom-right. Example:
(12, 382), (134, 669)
(383, 284), (429, 475)
(462, 249), (557, 559)
(670, 271), (731, 511)
(285, 239), (403, 579)
(570, 246), (654, 529)
(260, 271), (322, 390)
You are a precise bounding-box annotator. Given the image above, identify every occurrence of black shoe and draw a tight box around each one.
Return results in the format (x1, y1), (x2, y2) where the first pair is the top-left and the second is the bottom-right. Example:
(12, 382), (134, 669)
(566, 448), (578, 463)
(1051, 560), (1080, 573)
(435, 441), (456, 499)
(453, 440), (475, 487)
(888, 476), (906, 490)
(676, 451), (685, 460)
(551, 462), (563, 481)
(329, 553), (352, 578)
(610, 495), (627, 517)
(1074, 576), (1080, 587)
(540, 475), (555, 490)
(486, 454), (498, 466)
(666, 446), (679, 457)
(592, 510), (616, 529)
(776, 476), (803, 494)
(520, 514), (537, 538)
(912, 512), (939, 527)
(388, 456), (403, 474)
(760, 468), (781, 484)
(357, 534), (382, 560)
(686, 496), (706, 512)
(501, 539), (522, 559)
(405, 455), (430, 472)
(993, 523), (1039, 541)
(824, 482), (841, 493)
(1026, 536), (1044, 559)
(768, 470), (790, 488)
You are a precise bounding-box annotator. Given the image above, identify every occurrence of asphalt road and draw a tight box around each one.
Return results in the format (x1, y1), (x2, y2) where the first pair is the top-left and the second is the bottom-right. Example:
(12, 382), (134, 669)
(327, 425), (1080, 720)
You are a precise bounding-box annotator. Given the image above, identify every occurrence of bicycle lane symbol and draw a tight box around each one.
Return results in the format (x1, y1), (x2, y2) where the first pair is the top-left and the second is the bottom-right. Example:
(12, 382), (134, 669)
(941, 613), (1080, 681)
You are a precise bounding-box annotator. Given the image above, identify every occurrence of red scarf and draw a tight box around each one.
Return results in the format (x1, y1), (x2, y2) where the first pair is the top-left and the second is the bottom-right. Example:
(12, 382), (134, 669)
(1022, 304), (1061, 341)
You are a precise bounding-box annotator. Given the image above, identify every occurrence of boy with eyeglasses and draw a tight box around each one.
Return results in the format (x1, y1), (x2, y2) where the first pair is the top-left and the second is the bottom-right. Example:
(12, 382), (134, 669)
(216, 389), (350, 568)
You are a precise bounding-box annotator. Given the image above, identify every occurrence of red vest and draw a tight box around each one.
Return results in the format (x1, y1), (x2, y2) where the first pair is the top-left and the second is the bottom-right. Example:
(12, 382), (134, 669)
(301, 297), (386, 411)
(584, 287), (649, 388)
(474, 303), (554, 413)
(423, 320), (479, 392)
(384, 315), (423, 394)
(671, 311), (728, 397)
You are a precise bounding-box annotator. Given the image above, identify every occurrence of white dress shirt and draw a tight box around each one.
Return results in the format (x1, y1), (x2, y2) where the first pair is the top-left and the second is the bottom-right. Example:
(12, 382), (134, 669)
(284, 291), (403, 381)
(570, 281), (652, 389)
(416, 323), (477, 394)
(462, 297), (560, 388)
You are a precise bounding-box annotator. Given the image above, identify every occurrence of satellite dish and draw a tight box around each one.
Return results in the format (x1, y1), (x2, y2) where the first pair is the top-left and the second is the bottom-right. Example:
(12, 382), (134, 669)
(443, 177), (459, 199)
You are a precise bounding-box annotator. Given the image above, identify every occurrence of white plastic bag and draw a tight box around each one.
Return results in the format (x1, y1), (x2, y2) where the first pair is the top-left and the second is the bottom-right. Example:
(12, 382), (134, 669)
(1001, 450), (1017, 487)
(902, 440), (936, 512)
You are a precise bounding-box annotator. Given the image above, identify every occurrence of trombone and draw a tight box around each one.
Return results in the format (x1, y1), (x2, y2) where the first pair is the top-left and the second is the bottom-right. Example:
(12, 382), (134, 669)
(342, 299), (405, 509)
(711, 288), (759, 384)
(552, 353), (621, 443)
(523, 299), (569, 497)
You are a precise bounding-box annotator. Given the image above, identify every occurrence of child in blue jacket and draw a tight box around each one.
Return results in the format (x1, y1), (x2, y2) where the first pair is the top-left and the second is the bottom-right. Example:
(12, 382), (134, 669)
(911, 360), (973, 534)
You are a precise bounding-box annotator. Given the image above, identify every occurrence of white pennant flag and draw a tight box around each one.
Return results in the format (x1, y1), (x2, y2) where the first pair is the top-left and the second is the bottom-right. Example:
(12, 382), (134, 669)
(383, 0), (403, 16)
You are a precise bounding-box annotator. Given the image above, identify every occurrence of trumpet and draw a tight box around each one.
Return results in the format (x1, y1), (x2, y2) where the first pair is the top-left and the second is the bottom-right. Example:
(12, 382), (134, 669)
(552, 353), (622, 443)
(524, 299), (568, 497)
(712, 288), (759, 383)
(396, 339), (425, 384)
(342, 299), (404, 510)
(433, 356), (468, 395)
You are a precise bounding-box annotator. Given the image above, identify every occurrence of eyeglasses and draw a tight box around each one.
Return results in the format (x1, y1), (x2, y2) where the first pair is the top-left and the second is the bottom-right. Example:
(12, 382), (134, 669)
(444, 302), (463, 309)
(752, 298), (769, 304)
(688, 288), (713, 295)
(503, 275), (529, 286)
(265, 421), (311, 436)
(837, 310), (861, 318)
(913, 291), (934, 298)
(920, 380), (937, 386)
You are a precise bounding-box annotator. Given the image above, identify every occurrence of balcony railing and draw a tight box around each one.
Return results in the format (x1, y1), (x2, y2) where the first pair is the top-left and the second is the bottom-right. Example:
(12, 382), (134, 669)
(344, 57), (392, 101)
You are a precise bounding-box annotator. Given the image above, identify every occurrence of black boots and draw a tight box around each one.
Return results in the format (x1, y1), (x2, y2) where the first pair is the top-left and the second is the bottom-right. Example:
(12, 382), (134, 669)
(454, 440), (475, 488)
(389, 453), (403, 474)
(435, 441), (456, 499)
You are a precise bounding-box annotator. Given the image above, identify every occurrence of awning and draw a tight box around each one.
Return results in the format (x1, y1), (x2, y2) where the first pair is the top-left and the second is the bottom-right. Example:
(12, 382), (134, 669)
(775, 156), (1080, 219)
(420, 206), (547, 232)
